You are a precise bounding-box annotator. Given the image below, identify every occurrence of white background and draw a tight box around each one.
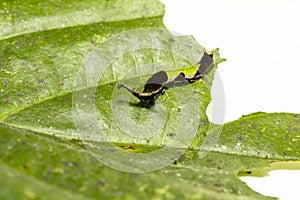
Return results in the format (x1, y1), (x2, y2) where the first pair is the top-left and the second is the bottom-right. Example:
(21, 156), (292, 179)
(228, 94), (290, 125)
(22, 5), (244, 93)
(161, 0), (300, 199)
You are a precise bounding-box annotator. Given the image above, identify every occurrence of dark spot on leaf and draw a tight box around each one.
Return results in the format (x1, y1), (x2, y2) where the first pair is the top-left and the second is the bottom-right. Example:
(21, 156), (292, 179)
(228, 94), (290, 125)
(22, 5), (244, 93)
(120, 145), (135, 150)
(203, 132), (207, 137)
(177, 107), (182, 112)
(167, 133), (176, 138)
(43, 176), (49, 181)
(240, 120), (249, 127)
(69, 161), (79, 167)
(250, 124), (257, 129)
(213, 183), (223, 188)
(201, 120), (208, 125)
(236, 135), (243, 141)
(186, 44), (192, 48)
(3, 94), (9, 104)
(169, 38), (175, 43)
(23, 164), (29, 170)
(285, 134), (290, 139)
(38, 79), (45, 84)
(246, 171), (252, 174)
(97, 180), (106, 187)
(50, 55), (58, 59)
(34, 36), (41, 42)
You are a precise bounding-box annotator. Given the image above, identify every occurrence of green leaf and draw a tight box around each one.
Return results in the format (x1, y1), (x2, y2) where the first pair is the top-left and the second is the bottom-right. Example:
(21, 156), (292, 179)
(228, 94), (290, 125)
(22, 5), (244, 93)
(0, 0), (165, 119)
(0, 0), (299, 199)
(1, 116), (299, 200)
(203, 112), (300, 160)
(0, 0), (165, 39)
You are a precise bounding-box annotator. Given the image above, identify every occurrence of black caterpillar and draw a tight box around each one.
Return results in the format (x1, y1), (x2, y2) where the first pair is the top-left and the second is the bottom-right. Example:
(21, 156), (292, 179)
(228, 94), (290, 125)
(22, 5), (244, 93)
(117, 51), (214, 105)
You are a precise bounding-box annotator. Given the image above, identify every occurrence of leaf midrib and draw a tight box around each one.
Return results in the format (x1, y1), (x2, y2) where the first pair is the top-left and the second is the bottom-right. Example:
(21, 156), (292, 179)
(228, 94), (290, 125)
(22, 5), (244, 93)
(0, 65), (199, 122)
(0, 15), (164, 41)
